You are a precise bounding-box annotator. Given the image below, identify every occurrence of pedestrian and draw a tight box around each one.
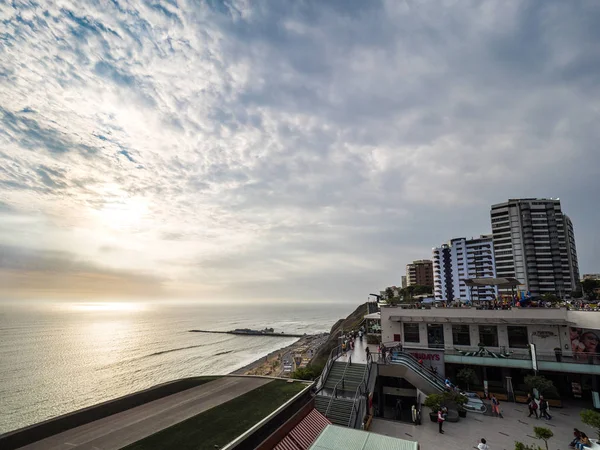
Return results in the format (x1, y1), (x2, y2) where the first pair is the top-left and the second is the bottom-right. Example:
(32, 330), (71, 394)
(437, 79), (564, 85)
(527, 393), (538, 419)
(477, 438), (489, 450)
(437, 407), (445, 434)
(539, 396), (552, 420)
(366, 346), (370, 359)
(381, 344), (387, 363)
(491, 394), (500, 417)
(570, 428), (582, 448)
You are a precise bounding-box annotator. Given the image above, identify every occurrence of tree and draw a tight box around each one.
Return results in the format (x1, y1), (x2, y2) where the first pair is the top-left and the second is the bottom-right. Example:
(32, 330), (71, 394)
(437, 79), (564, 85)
(533, 427), (553, 450)
(524, 375), (559, 398)
(385, 287), (395, 300)
(291, 364), (323, 380)
(413, 285), (433, 295)
(582, 279), (600, 300)
(515, 443), (542, 450)
(541, 293), (559, 302)
(456, 368), (477, 391)
(580, 409), (600, 439)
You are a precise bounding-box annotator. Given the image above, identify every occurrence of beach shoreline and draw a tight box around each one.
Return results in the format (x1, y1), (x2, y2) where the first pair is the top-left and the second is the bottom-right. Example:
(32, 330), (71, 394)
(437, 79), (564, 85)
(229, 333), (328, 377)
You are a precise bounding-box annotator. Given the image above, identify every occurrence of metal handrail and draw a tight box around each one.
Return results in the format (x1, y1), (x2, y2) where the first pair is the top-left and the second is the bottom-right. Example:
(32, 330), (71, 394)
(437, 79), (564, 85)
(386, 351), (446, 391)
(347, 380), (366, 428)
(325, 352), (353, 417)
(348, 351), (373, 428)
(385, 347), (447, 385)
(316, 345), (342, 392)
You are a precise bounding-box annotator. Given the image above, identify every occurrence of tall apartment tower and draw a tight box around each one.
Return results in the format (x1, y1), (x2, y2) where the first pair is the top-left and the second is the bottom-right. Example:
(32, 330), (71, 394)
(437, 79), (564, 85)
(490, 198), (579, 297)
(432, 235), (497, 302)
(406, 260), (434, 287)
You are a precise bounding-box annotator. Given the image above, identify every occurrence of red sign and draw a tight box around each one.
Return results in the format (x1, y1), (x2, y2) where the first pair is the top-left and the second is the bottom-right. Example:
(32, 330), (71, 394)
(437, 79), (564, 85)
(410, 352), (441, 361)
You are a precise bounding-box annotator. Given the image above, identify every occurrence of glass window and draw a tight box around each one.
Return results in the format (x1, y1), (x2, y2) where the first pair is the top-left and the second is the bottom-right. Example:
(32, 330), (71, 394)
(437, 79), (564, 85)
(507, 326), (529, 348)
(427, 324), (445, 348)
(478, 325), (498, 347)
(452, 325), (471, 346)
(404, 323), (420, 343)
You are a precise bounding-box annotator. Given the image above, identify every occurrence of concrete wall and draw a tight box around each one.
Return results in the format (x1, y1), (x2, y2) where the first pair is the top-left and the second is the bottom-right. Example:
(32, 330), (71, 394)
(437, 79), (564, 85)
(0, 377), (218, 450)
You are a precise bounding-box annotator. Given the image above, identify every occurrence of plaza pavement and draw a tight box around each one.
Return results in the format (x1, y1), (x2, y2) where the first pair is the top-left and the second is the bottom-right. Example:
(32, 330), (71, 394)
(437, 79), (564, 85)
(370, 397), (593, 450)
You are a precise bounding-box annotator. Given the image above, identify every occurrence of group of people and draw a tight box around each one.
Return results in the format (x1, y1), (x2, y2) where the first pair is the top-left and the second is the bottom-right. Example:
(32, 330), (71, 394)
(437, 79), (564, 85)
(526, 393), (552, 420)
(341, 328), (364, 354)
(570, 428), (593, 449)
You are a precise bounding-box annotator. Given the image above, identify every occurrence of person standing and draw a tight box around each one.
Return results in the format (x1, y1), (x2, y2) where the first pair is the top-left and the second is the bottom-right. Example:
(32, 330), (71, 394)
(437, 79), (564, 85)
(527, 393), (538, 419)
(437, 407), (445, 434)
(477, 438), (489, 450)
(491, 394), (500, 417)
(539, 396), (552, 420)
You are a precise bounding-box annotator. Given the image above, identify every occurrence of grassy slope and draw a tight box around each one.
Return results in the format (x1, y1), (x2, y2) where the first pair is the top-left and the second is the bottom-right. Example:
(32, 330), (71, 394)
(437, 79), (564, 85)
(123, 380), (306, 450)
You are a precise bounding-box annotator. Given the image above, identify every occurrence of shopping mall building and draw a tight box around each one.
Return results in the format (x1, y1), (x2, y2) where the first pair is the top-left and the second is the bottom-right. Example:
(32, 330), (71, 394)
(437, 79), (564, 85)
(374, 304), (600, 406)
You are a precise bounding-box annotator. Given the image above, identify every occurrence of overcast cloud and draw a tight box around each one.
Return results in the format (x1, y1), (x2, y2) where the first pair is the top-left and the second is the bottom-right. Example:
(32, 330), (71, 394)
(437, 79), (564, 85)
(1, 0), (599, 301)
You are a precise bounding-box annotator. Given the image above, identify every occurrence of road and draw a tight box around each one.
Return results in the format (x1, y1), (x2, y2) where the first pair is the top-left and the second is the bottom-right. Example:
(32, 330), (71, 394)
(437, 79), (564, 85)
(19, 377), (271, 450)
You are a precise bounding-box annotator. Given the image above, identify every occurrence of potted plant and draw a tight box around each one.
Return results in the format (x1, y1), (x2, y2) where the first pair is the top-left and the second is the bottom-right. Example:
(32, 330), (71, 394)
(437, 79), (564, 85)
(423, 393), (445, 422)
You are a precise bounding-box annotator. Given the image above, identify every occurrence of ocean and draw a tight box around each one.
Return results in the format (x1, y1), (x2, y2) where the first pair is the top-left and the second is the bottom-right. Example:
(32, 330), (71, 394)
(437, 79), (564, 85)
(0, 300), (357, 434)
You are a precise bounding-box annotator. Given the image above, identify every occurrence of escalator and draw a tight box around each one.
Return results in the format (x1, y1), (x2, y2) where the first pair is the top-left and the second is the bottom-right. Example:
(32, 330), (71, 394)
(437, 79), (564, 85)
(387, 351), (446, 394)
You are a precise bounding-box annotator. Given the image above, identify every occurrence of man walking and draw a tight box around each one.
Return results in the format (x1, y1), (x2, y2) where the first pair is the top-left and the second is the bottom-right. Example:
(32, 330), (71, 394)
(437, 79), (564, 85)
(539, 396), (552, 420)
(437, 407), (445, 434)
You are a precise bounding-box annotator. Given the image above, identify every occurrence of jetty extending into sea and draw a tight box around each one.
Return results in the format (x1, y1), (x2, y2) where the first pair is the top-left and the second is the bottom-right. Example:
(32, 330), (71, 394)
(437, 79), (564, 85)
(188, 329), (305, 338)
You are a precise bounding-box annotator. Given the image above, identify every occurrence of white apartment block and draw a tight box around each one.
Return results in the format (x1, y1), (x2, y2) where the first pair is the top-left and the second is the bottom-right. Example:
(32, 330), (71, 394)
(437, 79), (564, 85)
(432, 235), (497, 302)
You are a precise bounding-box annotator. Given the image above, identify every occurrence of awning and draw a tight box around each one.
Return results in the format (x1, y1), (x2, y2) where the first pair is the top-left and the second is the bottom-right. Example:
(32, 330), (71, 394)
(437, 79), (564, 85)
(364, 312), (381, 320)
(274, 408), (331, 450)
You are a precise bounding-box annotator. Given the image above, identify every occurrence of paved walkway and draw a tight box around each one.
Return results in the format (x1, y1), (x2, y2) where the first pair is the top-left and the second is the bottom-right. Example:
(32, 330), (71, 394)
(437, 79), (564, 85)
(337, 339), (377, 364)
(370, 398), (593, 450)
(20, 377), (271, 450)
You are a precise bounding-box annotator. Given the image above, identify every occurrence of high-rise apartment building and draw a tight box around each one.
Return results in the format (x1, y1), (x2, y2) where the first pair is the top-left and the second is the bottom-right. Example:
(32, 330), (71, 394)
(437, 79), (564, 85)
(401, 276), (407, 288)
(490, 198), (579, 297)
(406, 260), (434, 287)
(432, 235), (497, 302)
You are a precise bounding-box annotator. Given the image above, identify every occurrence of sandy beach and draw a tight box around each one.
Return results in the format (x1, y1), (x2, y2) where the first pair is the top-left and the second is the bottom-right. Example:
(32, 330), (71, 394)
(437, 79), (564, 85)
(230, 333), (328, 377)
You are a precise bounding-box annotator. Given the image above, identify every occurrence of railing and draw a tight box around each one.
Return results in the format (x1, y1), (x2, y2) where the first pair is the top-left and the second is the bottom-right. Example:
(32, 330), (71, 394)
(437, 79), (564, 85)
(445, 348), (600, 365)
(325, 354), (352, 417)
(348, 351), (373, 428)
(385, 302), (600, 311)
(381, 348), (447, 391)
(315, 345), (342, 392)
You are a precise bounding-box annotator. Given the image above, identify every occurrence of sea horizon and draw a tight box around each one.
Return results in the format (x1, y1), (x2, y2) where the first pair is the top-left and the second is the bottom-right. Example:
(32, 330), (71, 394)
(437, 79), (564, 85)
(0, 300), (360, 434)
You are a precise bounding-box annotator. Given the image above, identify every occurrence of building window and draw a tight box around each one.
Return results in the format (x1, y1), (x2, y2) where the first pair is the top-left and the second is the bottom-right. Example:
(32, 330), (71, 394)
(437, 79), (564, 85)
(452, 325), (470, 346)
(393, 334), (401, 342)
(404, 323), (420, 343)
(427, 324), (445, 348)
(507, 326), (529, 348)
(478, 325), (498, 347)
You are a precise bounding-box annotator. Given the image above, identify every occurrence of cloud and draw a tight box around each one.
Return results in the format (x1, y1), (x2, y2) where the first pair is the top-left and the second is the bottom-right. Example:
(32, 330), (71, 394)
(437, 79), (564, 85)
(0, 244), (165, 298)
(0, 0), (599, 301)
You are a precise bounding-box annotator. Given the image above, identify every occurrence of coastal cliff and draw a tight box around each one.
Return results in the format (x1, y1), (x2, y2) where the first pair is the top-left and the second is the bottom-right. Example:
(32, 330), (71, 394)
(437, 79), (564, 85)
(310, 302), (368, 367)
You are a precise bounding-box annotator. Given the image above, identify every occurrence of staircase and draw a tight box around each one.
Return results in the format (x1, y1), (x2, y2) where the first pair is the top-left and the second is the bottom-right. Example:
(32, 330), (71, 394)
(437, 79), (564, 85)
(323, 361), (365, 394)
(323, 361), (347, 390)
(314, 395), (354, 426)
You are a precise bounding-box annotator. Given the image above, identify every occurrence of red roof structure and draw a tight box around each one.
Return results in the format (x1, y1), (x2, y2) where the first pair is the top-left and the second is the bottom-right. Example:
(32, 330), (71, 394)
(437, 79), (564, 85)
(273, 408), (331, 450)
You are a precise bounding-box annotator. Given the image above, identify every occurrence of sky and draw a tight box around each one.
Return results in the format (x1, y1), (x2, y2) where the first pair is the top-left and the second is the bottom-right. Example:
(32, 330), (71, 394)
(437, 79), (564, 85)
(1, 0), (599, 302)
